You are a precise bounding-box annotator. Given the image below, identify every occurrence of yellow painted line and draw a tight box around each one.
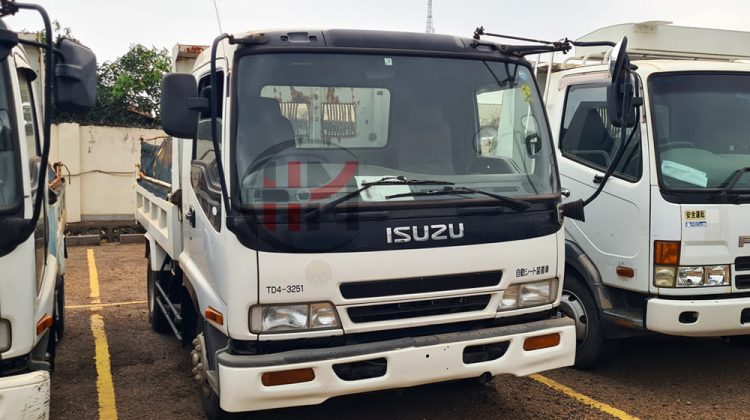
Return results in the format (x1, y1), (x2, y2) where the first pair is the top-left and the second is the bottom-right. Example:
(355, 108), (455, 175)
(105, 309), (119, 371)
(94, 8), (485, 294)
(66, 300), (147, 310)
(530, 374), (639, 420)
(87, 249), (119, 420)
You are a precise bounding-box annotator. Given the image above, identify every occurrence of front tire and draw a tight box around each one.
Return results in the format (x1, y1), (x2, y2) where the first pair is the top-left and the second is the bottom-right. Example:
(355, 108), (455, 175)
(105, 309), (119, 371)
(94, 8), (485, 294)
(559, 272), (618, 369)
(147, 255), (171, 333)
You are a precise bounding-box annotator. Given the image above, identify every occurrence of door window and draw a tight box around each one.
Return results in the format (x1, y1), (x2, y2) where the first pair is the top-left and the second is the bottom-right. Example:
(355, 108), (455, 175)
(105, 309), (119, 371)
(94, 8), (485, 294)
(559, 84), (642, 181)
(191, 72), (223, 231)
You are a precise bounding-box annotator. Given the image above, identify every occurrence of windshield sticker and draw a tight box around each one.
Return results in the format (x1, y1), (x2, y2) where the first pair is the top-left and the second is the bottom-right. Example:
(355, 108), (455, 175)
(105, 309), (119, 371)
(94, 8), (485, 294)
(662, 160), (708, 187)
(354, 176), (413, 201)
(384, 57), (393, 66)
(521, 84), (533, 104)
(684, 210), (706, 228)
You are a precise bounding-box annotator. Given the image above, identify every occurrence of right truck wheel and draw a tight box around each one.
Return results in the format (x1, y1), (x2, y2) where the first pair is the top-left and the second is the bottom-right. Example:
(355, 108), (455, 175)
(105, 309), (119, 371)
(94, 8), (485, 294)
(146, 255), (171, 333)
(559, 272), (618, 369)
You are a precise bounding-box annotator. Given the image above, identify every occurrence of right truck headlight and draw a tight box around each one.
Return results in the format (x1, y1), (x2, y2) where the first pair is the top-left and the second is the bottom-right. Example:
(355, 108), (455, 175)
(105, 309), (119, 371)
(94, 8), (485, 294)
(653, 240), (730, 288)
(654, 264), (730, 288)
(498, 279), (558, 311)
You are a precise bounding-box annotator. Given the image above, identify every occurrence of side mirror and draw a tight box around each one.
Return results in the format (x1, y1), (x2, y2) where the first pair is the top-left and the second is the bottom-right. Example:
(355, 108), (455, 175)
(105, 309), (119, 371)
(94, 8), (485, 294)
(54, 38), (96, 113)
(0, 28), (18, 62)
(161, 73), (205, 139)
(521, 115), (541, 156)
(606, 37), (635, 128)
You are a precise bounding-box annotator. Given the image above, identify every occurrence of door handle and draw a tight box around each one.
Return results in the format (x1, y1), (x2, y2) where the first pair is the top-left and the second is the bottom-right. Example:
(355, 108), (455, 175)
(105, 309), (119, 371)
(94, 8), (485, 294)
(186, 206), (196, 228)
(593, 174), (604, 184)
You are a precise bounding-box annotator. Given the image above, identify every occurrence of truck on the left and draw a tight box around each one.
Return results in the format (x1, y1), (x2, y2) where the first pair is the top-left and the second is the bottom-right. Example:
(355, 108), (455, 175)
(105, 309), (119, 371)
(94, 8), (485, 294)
(0, 1), (95, 418)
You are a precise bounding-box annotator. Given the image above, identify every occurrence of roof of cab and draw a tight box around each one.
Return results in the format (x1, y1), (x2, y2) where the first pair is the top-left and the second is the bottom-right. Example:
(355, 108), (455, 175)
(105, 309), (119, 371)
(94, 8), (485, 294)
(191, 28), (521, 72)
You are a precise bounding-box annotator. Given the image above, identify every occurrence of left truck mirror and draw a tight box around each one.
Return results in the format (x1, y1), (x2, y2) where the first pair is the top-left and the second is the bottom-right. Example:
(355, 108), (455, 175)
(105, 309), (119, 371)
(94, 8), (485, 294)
(161, 73), (203, 139)
(54, 38), (96, 112)
(0, 28), (18, 61)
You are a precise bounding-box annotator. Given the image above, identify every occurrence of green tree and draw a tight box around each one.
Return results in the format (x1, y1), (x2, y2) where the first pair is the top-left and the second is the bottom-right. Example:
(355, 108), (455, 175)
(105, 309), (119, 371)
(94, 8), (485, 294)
(54, 43), (171, 128)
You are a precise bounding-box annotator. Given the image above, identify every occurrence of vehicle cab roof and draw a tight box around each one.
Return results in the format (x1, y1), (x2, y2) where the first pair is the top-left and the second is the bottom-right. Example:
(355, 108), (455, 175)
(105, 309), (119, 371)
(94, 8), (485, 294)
(191, 28), (530, 72)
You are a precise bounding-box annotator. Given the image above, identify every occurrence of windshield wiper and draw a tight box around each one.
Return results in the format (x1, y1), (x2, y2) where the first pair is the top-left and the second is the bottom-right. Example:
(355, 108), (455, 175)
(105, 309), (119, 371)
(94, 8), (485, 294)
(386, 186), (531, 212)
(305, 176), (454, 220)
(713, 167), (750, 203)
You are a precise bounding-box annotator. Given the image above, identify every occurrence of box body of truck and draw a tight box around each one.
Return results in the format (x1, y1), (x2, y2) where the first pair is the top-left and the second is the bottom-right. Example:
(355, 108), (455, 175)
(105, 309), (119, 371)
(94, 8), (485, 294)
(138, 30), (576, 415)
(545, 22), (750, 367)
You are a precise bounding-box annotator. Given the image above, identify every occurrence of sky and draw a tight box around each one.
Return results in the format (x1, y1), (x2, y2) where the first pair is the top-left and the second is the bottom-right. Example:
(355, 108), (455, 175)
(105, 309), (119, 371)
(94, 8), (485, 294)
(4, 0), (750, 63)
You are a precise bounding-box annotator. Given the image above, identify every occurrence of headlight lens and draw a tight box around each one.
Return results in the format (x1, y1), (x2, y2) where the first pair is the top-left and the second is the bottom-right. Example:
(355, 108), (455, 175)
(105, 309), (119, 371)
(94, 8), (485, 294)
(654, 266), (676, 287)
(251, 302), (340, 333)
(677, 266), (704, 287)
(706, 265), (730, 286)
(655, 265), (730, 287)
(498, 279), (558, 311)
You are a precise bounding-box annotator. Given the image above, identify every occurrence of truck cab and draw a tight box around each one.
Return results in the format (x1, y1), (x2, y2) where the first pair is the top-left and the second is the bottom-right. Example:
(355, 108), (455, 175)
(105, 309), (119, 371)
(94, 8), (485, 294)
(544, 22), (750, 367)
(140, 29), (588, 418)
(0, 2), (95, 417)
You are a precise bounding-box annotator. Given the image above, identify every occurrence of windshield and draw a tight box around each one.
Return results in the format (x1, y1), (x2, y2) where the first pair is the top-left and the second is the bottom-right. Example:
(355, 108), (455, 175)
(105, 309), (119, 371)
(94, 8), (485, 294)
(651, 73), (750, 191)
(0, 63), (18, 212)
(234, 53), (558, 209)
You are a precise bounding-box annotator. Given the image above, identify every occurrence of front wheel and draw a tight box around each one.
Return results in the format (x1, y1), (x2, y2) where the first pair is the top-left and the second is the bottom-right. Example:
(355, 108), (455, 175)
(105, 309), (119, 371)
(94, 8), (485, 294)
(558, 273), (618, 369)
(54, 275), (65, 340)
(194, 321), (240, 420)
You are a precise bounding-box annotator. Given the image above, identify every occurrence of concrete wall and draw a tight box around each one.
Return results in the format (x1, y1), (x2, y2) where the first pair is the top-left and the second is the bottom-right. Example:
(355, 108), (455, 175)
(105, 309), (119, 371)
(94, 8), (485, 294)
(49, 124), (165, 223)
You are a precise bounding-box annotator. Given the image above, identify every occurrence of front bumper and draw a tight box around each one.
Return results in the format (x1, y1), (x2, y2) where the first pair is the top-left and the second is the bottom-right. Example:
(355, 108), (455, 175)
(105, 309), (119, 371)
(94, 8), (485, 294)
(217, 316), (575, 412)
(0, 370), (50, 419)
(647, 296), (750, 337)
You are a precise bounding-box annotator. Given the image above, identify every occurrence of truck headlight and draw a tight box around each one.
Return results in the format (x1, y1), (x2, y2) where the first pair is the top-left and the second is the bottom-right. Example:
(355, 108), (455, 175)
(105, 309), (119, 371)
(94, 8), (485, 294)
(250, 302), (341, 333)
(0, 319), (10, 352)
(654, 265), (730, 287)
(498, 279), (558, 311)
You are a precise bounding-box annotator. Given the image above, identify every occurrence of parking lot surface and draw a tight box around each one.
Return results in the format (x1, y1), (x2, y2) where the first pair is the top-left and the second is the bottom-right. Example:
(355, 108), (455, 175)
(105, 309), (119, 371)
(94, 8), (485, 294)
(51, 243), (750, 419)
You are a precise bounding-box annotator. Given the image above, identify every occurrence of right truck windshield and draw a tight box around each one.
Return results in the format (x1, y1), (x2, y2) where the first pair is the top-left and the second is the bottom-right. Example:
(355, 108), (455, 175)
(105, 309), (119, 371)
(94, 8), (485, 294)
(650, 73), (750, 193)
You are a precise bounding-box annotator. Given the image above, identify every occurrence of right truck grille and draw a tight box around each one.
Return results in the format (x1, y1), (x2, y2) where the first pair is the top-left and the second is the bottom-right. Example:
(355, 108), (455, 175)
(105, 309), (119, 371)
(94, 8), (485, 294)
(347, 295), (492, 323)
(735, 257), (750, 289)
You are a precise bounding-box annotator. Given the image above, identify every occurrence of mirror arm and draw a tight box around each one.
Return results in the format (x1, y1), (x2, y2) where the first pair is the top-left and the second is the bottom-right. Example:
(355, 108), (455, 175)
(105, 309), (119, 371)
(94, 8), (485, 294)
(9, 2), (53, 226)
(209, 33), (233, 215)
(583, 102), (640, 207)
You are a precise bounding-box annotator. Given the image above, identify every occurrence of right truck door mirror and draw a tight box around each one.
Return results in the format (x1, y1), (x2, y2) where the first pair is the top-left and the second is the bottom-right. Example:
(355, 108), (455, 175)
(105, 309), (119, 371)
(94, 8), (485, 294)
(54, 38), (97, 113)
(160, 73), (207, 139)
(606, 37), (636, 128)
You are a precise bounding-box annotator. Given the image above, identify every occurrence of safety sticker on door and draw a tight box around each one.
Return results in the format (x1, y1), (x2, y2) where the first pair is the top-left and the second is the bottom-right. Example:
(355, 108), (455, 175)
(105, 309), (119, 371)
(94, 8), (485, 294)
(684, 210), (706, 228)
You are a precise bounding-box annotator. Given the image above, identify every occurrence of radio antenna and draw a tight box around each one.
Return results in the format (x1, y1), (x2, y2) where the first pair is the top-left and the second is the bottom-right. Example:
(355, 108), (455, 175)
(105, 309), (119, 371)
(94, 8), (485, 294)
(211, 0), (223, 33)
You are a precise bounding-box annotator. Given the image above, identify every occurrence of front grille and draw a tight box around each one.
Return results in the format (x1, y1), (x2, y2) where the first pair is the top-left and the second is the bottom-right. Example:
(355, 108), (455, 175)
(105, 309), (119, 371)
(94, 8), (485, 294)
(340, 271), (502, 299)
(347, 295), (491, 323)
(736, 256), (750, 272)
(736, 275), (750, 289)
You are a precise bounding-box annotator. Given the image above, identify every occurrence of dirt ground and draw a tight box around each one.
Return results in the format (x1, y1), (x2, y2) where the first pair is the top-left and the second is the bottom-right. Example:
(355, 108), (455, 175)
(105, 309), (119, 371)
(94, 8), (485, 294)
(51, 243), (750, 419)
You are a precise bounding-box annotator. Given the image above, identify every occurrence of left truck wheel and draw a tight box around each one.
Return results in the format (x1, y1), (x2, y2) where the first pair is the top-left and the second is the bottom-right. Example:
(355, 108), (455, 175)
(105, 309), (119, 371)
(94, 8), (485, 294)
(54, 275), (65, 340)
(147, 255), (171, 333)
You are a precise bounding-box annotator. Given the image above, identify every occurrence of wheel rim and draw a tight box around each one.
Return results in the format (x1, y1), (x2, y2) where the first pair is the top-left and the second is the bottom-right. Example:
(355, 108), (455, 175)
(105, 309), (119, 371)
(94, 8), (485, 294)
(559, 289), (589, 343)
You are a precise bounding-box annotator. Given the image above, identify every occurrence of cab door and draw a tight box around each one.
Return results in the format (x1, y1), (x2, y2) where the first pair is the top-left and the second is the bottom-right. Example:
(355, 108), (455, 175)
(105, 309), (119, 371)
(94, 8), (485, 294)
(182, 68), (228, 298)
(555, 79), (651, 292)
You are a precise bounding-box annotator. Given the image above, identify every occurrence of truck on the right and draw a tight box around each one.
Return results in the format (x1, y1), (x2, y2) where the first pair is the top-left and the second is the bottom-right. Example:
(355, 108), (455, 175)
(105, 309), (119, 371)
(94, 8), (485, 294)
(543, 21), (750, 368)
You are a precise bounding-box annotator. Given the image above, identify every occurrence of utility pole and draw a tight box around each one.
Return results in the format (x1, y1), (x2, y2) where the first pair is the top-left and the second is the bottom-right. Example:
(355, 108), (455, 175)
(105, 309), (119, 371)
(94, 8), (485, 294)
(426, 0), (435, 34)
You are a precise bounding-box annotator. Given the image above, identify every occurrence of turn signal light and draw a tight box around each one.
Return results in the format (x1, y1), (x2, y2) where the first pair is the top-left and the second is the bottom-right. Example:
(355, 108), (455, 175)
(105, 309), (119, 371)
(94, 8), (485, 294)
(36, 314), (53, 336)
(654, 241), (681, 266)
(261, 368), (315, 386)
(205, 307), (224, 326)
(523, 333), (561, 351)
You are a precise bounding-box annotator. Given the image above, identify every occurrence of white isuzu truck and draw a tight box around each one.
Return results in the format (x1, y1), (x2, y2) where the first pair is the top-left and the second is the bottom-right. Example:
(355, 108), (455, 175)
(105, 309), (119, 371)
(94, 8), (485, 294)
(0, 1), (95, 417)
(544, 22), (750, 368)
(136, 28), (624, 418)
